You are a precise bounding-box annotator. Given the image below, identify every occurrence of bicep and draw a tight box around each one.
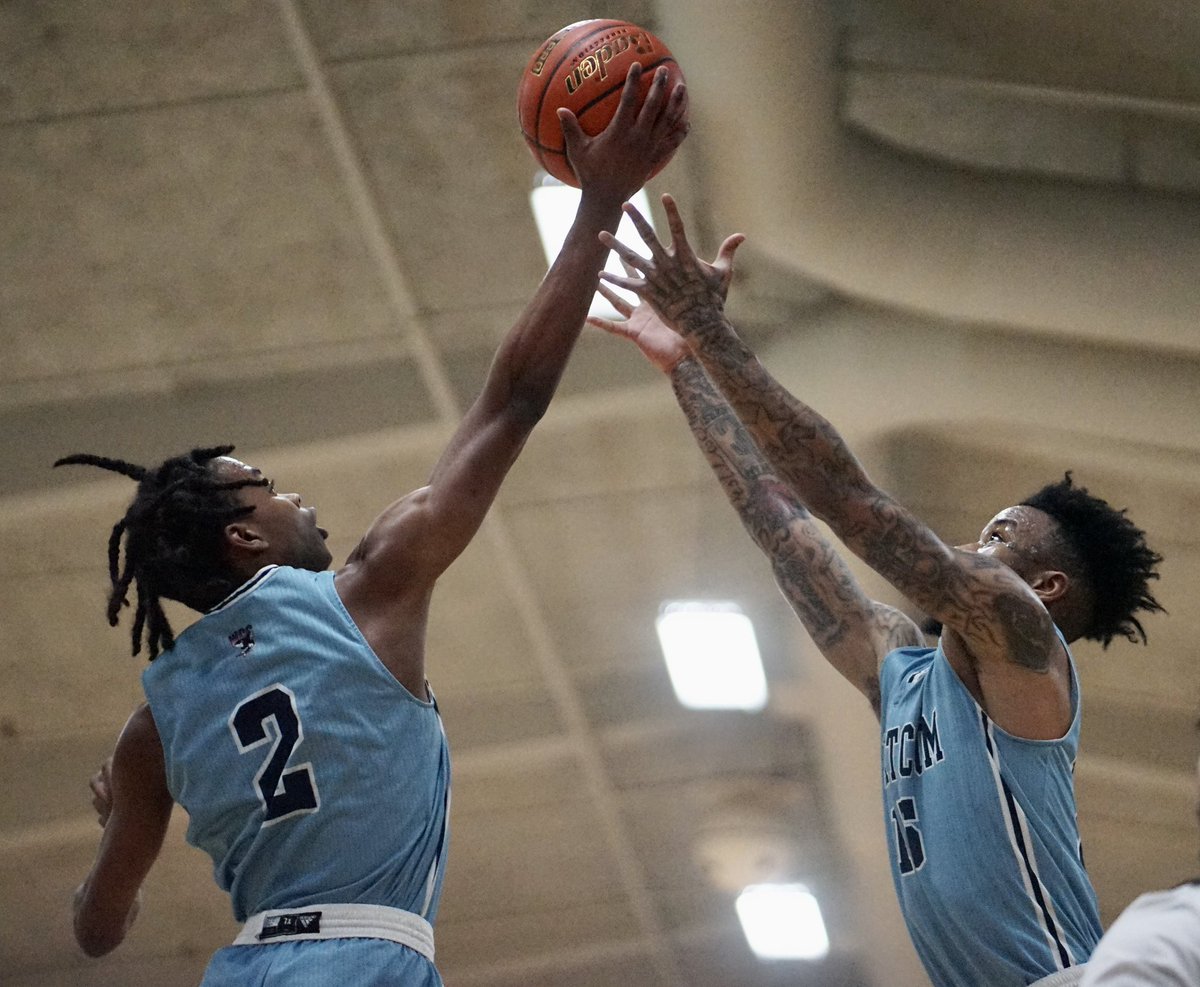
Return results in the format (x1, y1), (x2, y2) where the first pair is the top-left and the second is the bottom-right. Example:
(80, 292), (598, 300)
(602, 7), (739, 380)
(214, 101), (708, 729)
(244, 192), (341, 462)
(836, 489), (1055, 671)
(75, 706), (173, 957)
(352, 402), (535, 589)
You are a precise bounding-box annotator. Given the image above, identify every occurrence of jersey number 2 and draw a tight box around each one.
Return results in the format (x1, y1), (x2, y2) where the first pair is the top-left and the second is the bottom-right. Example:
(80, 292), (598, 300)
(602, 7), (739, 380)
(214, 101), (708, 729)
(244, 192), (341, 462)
(230, 685), (320, 825)
(891, 797), (926, 875)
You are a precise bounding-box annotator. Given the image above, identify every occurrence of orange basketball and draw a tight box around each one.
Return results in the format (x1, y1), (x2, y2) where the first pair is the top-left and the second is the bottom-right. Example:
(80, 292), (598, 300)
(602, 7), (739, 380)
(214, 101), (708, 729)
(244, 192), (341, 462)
(517, 19), (686, 187)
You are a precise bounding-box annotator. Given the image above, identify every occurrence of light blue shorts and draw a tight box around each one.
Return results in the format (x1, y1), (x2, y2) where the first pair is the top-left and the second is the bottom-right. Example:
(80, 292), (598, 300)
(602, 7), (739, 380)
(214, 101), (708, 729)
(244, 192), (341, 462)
(200, 938), (443, 986)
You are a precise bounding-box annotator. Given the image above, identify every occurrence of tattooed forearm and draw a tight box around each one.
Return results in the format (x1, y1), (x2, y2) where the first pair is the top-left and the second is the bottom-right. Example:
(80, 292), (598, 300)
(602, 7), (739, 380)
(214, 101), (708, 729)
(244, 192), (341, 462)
(770, 544), (850, 648)
(670, 357), (913, 694)
(672, 359), (780, 512)
(676, 314), (871, 520)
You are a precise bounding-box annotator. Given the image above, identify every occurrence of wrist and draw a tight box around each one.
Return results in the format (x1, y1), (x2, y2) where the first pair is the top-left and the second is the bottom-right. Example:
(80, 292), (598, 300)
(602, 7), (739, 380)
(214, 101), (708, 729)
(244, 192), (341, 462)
(667, 352), (700, 379)
(676, 308), (730, 342)
(576, 186), (627, 225)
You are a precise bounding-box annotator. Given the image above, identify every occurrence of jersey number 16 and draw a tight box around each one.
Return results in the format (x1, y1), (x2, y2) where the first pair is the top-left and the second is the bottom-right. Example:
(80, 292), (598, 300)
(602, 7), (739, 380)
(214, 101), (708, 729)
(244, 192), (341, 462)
(891, 796), (926, 875)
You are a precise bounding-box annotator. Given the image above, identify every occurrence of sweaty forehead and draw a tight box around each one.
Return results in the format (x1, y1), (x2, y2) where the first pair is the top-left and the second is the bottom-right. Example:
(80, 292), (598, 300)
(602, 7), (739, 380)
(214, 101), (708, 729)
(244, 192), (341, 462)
(213, 456), (261, 481)
(985, 505), (1055, 535)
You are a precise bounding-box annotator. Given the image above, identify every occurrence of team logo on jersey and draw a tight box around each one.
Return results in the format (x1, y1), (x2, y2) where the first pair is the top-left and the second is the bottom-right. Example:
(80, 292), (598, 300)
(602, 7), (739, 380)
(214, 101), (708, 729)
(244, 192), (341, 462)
(229, 625), (255, 656)
(258, 910), (322, 939)
(882, 710), (946, 787)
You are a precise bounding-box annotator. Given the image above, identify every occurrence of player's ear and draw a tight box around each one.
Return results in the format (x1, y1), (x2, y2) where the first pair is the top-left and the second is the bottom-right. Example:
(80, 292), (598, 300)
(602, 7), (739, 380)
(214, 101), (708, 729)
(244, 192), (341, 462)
(225, 521), (267, 554)
(1029, 569), (1069, 604)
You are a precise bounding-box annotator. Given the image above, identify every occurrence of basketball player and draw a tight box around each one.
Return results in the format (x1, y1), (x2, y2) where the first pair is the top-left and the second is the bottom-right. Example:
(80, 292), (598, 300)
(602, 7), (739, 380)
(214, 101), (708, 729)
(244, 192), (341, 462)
(1077, 743), (1200, 985)
(64, 64), (688, 986)
(589, 195), (1164, 987)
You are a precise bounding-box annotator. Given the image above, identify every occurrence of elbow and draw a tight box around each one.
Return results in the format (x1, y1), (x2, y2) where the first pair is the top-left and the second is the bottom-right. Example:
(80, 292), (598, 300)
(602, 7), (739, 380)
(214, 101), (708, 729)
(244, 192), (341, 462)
(807, 481), (876, 531)
(73, 888), (128, 958)
(508, 389), (551, 428)
(75, 922), (122, 959)
(806, 478), (862, 521)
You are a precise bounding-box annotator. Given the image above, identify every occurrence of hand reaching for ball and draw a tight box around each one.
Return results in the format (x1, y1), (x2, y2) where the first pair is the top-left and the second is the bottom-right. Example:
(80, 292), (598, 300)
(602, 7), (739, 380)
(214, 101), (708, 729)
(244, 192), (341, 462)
(559, 64), (688, 201)
(518, 20), (690, 190)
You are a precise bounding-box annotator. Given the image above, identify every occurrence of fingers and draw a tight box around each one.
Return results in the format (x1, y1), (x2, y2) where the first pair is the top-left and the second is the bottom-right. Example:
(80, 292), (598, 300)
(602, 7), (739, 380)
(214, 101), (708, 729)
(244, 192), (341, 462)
(596, 282), (635, 318)
(89, 760), (111, 799)
(621, 203), (667, 260)
(631, 64), (670, 129)
(598, 229), (650, 272)
(586, 313), (619, 333)
(651, 81), (688, 146)
(659, 194), (697, 263)
(90, 760), (113, 826)
(716, 233), (747, 263)
(610, 62), (647, 129)
(713, 232), (746, 289)
(598, 269), (643, 293)
(557, 107), (585, 151)
(665, 81), (689, 129)
(655, 120), (690, 161)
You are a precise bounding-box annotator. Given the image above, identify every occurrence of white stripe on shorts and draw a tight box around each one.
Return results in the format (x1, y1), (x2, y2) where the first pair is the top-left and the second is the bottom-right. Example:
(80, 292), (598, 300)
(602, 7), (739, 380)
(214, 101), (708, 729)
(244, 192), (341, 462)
(233, 903), (434, 962)
(1030, 966), (1086, 987)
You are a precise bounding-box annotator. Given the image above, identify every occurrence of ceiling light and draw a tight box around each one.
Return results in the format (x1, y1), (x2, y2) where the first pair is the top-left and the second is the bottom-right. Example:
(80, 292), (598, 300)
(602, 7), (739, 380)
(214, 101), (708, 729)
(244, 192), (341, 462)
(736, 883), (830, 961)
(655, 601), (768, 711)
(529, 172), (652, 319)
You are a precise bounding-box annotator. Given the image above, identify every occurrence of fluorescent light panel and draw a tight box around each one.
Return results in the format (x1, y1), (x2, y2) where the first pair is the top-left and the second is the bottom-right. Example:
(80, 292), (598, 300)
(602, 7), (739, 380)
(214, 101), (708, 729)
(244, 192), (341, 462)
(736, 883), (830, 961)
(655, 601), (767, 711)
(529, 175), (652, 319)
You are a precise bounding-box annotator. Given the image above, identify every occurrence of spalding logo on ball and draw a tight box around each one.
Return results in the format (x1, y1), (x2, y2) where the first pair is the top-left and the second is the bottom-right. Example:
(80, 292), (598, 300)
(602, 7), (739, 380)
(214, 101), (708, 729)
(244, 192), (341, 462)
(517, 19), (686, 187)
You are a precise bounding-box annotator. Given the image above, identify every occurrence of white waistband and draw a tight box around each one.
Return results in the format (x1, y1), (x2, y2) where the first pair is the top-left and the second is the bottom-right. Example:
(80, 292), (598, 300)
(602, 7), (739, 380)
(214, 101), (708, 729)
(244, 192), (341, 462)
(234, 903), (434, 961)
(1030, 967), (1086, 987)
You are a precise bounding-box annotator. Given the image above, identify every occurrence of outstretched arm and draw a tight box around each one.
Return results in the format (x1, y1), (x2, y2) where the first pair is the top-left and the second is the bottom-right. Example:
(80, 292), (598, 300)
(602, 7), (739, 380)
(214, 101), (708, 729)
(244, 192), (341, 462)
(599, 197), (1064, 724)
(340, 65), (687, 594)
(73, 705), (173, 957)
(590, 288), (922, 715)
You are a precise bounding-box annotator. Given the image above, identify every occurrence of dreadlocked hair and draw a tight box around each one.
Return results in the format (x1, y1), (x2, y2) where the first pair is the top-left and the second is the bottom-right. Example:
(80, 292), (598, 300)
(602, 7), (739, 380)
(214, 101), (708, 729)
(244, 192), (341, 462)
(1021, 472), (1165, 647)
(54, 445), (269, 660)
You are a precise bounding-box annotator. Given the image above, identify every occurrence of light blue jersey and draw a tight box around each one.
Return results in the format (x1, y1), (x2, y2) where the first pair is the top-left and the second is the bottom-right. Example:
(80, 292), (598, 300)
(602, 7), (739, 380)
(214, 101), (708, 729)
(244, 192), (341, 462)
(142, 565), (450, 982)
(879, 635), (1101, 987)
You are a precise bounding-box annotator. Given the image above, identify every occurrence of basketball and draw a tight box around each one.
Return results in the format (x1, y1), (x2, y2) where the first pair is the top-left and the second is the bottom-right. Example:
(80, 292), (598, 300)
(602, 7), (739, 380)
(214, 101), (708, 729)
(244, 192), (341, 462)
(517, 19), (686, 187)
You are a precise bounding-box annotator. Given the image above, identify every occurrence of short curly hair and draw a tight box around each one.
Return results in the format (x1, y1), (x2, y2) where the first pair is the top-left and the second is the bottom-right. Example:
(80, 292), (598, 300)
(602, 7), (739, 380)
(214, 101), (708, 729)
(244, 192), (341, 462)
(1021, 472), (1164, 647)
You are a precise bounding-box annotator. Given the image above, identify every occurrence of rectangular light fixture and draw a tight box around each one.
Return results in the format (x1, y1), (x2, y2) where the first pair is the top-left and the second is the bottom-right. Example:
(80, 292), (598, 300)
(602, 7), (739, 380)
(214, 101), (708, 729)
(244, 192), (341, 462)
(655, 600), (768, 711)
(529, 173), (653, 319)
(736, 883), (830, 961)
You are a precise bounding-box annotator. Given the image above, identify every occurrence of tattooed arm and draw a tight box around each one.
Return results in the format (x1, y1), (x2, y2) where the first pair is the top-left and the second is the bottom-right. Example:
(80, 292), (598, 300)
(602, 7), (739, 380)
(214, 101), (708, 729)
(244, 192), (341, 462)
(598, 196), (1070, 738)
(590, 290), (922, 716)
(669, 356), (923, 714)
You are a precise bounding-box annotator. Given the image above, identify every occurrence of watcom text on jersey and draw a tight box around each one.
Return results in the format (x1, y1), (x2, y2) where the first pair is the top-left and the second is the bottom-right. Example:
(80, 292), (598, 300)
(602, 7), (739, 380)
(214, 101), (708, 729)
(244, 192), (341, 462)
(883, 711), (945, 786)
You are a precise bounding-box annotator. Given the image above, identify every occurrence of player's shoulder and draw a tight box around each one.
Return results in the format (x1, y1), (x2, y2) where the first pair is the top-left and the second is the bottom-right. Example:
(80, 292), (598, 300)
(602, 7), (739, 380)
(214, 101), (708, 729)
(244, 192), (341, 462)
(114, 703), (166, 778)
(121, 703), (159, 741)
(205, 565), (329, 620)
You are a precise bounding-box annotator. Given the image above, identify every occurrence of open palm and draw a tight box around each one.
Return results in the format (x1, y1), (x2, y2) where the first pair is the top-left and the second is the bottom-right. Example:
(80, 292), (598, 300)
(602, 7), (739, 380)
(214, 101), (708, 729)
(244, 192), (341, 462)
(588, 283), (690, 373)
